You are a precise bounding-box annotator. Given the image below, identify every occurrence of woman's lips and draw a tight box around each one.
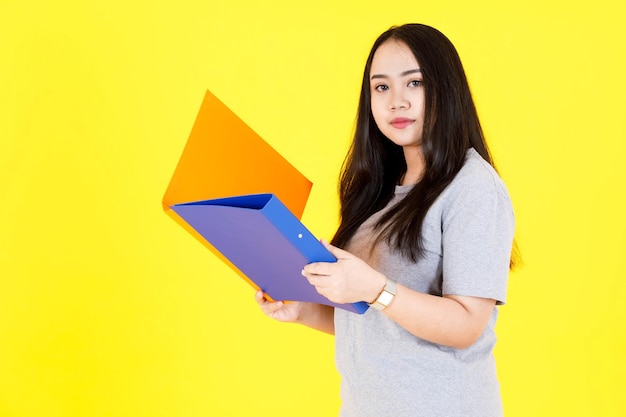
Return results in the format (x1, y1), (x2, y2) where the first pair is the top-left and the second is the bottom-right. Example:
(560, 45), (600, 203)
(390, 118), (414, 129)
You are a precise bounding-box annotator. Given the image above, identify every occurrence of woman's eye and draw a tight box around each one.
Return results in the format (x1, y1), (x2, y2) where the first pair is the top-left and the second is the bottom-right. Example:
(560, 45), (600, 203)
(409, 80), (423, 87)
(374, 84), (389, 92)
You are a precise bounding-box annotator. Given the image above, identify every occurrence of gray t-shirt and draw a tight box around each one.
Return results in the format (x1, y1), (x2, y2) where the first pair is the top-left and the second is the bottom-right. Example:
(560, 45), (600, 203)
(334, 148), (515, 417)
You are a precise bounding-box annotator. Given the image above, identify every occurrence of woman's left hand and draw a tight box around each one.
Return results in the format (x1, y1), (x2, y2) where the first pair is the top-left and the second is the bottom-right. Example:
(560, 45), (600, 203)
(302, 240), (386, 304)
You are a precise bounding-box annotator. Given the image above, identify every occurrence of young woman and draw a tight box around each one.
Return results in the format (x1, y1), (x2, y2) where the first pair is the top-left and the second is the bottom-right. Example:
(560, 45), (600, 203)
(256, 23), (516, 417)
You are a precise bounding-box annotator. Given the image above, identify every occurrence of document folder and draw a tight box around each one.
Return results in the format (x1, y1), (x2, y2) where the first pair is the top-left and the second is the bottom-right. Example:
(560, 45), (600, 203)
(171, 194), (368, 313)
(163, 91), (368, 314)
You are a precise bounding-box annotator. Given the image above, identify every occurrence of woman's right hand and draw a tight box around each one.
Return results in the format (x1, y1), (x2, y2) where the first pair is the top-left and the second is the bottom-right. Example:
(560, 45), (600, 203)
(254, 290), (304, 323)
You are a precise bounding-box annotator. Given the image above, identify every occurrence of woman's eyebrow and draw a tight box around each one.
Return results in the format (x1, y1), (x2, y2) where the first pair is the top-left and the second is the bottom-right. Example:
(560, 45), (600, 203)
(370, 68), (422, 80)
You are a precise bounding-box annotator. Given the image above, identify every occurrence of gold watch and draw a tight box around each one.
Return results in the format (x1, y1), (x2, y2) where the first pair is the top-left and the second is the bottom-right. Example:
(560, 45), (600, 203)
(368, 278), (397, 311)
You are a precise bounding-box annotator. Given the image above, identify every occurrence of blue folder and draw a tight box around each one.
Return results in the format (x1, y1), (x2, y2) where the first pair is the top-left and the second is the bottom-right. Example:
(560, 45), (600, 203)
(171, 193), (369, 314)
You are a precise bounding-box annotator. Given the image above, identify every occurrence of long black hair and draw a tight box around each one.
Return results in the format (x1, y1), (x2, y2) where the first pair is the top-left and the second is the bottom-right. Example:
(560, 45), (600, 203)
(332, 23), (517, 268)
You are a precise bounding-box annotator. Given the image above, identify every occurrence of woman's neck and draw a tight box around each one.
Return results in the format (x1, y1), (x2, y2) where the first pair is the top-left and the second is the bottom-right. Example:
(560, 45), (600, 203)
(401, 145), (425, 185)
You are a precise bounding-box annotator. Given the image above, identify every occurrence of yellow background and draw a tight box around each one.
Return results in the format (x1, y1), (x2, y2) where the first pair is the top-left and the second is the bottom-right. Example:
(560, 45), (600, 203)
(1, 0), (624, 416)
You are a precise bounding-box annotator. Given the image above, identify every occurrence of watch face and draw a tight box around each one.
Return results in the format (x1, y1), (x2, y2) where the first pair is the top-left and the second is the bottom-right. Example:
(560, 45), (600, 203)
(369, 279), (397, 310)
(378, 290), (394, 307)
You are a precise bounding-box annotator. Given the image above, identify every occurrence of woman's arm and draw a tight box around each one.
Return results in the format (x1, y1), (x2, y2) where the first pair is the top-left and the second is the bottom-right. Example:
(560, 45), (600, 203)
(382, 288), (496, 349)
(255, 291), (335, 335)
(302, 240), (495, 348)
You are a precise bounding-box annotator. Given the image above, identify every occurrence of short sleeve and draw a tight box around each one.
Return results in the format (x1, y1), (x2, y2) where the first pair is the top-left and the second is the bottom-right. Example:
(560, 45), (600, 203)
(441, 171), (515, 304)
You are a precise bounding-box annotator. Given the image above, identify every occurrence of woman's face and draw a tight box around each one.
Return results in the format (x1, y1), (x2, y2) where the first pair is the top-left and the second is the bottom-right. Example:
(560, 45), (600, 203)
(369, 40), (425, 150)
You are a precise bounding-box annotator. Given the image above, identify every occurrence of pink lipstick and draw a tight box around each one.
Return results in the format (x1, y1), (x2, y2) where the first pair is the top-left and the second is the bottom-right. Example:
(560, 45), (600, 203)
(390, 117), (414, 129)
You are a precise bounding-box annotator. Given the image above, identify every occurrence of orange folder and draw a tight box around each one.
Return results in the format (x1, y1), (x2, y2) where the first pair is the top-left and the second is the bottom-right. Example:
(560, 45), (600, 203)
(163, 90), (312, 215)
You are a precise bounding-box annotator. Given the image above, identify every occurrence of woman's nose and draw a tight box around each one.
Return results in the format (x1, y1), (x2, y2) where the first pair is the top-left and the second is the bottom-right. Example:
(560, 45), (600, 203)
(389, 92), (409, 110)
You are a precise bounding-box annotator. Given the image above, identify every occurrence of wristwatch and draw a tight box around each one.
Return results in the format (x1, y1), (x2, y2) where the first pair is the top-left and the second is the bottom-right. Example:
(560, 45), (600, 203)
(368, 278), (397, 311)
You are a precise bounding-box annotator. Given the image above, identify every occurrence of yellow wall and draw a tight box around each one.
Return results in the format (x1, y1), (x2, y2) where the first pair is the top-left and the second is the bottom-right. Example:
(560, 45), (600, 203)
(1, 1), (624, 416)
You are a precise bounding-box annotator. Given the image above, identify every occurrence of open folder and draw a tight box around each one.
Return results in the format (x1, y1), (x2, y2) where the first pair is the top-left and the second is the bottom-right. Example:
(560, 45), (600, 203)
(163, 90), (368, 314)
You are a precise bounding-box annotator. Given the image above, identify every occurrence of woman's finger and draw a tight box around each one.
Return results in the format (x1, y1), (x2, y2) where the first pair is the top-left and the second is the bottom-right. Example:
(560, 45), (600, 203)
(303, 261), (336, 277)
(320, 239), (352, 259)
(254, 290), (266, 304)
(255, 290), (284, 311)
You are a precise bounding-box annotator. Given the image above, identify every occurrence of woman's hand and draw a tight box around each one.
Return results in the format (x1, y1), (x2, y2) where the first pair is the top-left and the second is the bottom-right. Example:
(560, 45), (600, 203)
(301, 240), (386, 304)
(254, 290), (304, 323)
(254, 291), (336, 334)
